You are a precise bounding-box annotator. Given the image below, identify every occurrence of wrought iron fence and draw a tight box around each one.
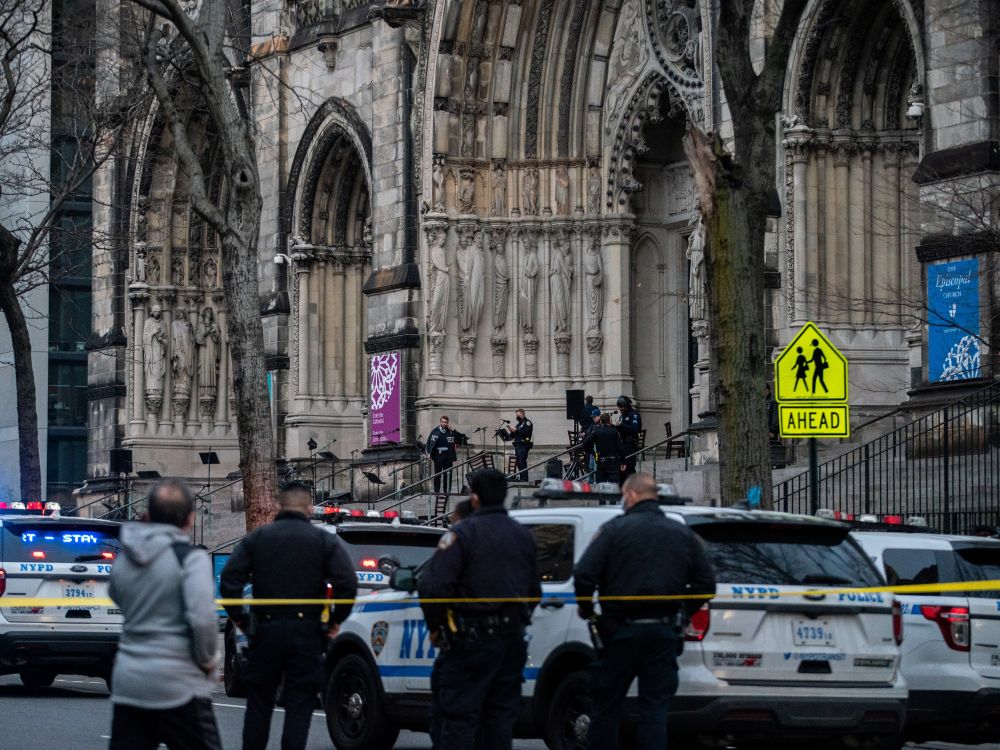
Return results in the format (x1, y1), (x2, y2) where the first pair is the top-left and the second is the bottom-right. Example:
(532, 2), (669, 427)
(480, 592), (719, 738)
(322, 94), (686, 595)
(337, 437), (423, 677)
(773, 381), (1000, 534)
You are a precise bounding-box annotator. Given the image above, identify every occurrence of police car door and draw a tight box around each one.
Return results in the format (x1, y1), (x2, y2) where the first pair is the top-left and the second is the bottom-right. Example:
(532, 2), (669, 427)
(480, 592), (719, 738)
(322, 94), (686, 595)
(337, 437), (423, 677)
(520, 518), (578, 692)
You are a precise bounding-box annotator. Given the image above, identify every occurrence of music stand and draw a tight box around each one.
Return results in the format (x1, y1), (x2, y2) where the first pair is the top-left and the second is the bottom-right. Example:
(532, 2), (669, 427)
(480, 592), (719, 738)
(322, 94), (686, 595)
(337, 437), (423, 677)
(199, 451), (220, 545)
(363, 471), (385, 505)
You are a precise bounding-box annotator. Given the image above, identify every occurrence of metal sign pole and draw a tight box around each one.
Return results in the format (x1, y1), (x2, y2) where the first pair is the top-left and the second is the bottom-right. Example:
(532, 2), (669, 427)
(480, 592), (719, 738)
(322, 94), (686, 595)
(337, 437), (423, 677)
(809, 437), (819, 515)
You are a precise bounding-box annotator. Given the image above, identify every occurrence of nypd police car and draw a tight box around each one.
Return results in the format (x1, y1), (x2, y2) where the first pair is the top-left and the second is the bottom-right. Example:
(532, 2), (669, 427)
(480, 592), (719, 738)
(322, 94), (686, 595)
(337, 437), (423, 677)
(0, 511), (122, 687)
(323, 483), (907, 749)
(853, 530), (1000, 743)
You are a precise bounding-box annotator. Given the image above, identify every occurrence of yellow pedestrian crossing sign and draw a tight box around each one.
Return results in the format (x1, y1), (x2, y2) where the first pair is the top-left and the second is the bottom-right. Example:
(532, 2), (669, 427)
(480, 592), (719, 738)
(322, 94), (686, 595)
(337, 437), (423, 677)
(774, 322), (849, 439)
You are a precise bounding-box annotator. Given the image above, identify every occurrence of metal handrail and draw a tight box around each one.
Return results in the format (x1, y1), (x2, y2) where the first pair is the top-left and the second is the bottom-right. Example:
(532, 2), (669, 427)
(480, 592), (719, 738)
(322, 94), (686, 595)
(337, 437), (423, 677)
(96, 474), (245, 520)
(372, 451), (504, 513)
(775, 379), (1000, 490)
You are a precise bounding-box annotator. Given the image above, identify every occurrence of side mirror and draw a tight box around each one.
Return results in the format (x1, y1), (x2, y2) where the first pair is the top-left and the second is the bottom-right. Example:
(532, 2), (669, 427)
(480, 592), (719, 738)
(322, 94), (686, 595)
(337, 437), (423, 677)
(378, 555), (402, 576)
(389, 567), (417, 593)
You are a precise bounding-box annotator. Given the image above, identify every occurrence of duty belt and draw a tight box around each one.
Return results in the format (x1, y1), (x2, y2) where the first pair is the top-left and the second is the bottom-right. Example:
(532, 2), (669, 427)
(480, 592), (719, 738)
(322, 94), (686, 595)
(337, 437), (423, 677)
(454, 611), (524, 637)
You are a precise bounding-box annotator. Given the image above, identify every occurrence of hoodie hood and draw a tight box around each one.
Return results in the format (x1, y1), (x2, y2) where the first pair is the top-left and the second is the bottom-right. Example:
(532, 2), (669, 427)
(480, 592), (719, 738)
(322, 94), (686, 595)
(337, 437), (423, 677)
(119, 522), (190, 567)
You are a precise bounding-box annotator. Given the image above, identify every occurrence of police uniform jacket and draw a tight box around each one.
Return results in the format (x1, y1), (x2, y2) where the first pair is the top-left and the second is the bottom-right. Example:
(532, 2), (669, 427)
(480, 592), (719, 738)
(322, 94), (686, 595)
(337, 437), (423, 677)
(419, 505), (542, 633)
(509, 417), (533, 448)
(427, 426), (458, 462)
(617, 409), (643, 447)
(579, 424), (625, 465)
(574, 499), (715, 620)
(220, 511), (358, 625)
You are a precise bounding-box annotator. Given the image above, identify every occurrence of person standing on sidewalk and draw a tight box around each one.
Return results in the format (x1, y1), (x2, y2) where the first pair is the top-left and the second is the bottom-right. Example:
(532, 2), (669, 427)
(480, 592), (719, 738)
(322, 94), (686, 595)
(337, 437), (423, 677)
(108, 479), (222, 750)
(220, 480), (357, 750)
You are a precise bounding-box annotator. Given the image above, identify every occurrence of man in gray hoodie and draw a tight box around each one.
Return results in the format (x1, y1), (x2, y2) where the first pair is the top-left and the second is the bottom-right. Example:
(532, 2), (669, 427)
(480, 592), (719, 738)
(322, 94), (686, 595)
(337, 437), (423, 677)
(108, 479), (222, 750)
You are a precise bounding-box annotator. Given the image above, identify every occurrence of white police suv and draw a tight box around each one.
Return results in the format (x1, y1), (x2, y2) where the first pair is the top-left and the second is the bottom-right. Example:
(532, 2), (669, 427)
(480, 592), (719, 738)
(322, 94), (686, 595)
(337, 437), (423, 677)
(322, 483), (906, 750)
(852, 530), (1000, 743)
(0, 511), (122, 687)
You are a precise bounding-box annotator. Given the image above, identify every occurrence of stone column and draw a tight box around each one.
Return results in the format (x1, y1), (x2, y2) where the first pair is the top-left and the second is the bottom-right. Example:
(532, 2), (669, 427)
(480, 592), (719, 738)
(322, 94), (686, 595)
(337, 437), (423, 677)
(601, 220), (634, 392)
(316, 252), (328, 399)
(214, 293), (229, 429)
(882, 143), (903, 325)
(831, 139), (855, 323)
(293, 253), (310, 397)
(331, 256), (346, 399)
(129, 287), (149, 430)
(345, 259), (362, 398)
(785, 126), (812, 324)
(861, 141), (875, 324)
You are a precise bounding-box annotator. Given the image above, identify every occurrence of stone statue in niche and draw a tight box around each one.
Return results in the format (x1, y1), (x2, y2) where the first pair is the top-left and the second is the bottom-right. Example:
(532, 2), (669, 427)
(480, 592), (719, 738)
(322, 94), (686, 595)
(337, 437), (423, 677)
(588, 163), (601, 214)
(522, 168), (539, 216)
(147, 255), (161, 284)
(203, 257), (218, 287)
(142, 304), (167, 410)
(520, 235), (539, 333)
(457, 228), (485, 333)
(584, 233), (604, 333)
(195, 307), (220, 417)
(492, 233), (510, 333)
(134, 244), (147, 283)
(492, 163), (506, 217)
(171, 256), (185, 286)
(171, 307), (193, 415)
(431, 158), (446, 213)
(555, 166), (570, 215)
(549, 231), (573, 334)
(686, 214), (706, 321)
(458, 168), (476, 214)
(426, 224), (450, 334)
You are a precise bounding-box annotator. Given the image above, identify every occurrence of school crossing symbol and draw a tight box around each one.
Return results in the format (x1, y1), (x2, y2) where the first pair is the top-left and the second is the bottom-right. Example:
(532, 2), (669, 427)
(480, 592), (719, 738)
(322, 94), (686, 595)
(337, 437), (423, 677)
(774, 323), (850, 438)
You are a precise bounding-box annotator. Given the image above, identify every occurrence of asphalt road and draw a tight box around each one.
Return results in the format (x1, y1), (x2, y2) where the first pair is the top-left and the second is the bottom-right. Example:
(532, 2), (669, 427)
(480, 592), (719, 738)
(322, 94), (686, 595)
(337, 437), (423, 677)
(0, 674), (994, 750)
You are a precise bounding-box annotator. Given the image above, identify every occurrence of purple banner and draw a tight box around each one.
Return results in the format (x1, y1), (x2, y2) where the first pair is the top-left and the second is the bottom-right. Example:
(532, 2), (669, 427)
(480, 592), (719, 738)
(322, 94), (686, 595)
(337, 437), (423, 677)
(369, 351), (401, 446)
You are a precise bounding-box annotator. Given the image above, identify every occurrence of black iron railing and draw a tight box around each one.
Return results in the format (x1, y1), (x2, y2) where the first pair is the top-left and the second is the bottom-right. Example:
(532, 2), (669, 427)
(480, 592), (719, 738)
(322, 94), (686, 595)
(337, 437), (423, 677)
(773, 381), (1000, 534)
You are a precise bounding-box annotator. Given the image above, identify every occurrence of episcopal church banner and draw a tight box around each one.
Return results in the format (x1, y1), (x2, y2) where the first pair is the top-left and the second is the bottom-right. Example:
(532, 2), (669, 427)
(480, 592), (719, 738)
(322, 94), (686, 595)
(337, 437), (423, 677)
(369, 351), (401, 445)
(927, 258), (981, 382)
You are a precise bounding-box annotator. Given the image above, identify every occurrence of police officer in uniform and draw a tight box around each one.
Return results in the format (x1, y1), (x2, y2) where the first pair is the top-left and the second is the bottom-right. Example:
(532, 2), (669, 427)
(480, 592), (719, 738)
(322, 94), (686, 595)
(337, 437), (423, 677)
(615, 396), (642, 483)
(499, 408), (533, 481)
(220, 481), (358, 750)
(427, 415), (458, 493)
(419, 468), (542, 750)
(574, 473), (716, 750)
(579, 412), (625, 485)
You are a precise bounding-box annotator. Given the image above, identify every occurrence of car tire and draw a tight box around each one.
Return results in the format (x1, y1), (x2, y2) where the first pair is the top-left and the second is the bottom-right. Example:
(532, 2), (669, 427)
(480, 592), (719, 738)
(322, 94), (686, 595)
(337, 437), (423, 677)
(19, 670), (56, 688)
(224, 626), (248, 698)
(545, 670), (592, 750)
(325, 653), (399, 750)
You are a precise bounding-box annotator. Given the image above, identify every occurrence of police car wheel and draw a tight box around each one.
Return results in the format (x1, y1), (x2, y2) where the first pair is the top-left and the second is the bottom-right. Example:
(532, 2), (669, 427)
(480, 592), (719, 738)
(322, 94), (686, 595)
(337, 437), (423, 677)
(19, 670), (56, 688)
(325, 653), (399, 750)
(223, 627), (247, 698)
(546, 671), (591, 750)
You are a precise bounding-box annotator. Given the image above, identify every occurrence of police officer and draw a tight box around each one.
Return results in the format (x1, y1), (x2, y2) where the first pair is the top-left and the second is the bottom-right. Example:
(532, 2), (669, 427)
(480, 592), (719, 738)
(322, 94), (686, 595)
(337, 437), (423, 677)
(427, 415), (458, 493)
(499, 408), (533, 481)
(419, 468), (542, 750)
(579, 395), (600, 427)
(579, 412), (625, 485)
(220, 481), (358, 750)
(615, 395), (642, 483)
(574, 473), (716, 750)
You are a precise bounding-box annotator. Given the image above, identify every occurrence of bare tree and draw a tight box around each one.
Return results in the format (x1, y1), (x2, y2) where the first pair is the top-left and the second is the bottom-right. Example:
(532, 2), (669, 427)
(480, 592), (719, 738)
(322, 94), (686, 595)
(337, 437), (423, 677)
(0, 0), (139, 501)
(125, 0), (276, 529)
(683, 0), (809, 508)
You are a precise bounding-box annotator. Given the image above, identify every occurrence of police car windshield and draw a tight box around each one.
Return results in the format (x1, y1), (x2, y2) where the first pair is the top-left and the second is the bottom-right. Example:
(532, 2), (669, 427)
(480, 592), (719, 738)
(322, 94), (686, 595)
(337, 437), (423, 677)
(953, 545), (1000, 598)
(693, 523), (882, 587)
(337, 529), (441, 571)
(1, 521), (121, 563)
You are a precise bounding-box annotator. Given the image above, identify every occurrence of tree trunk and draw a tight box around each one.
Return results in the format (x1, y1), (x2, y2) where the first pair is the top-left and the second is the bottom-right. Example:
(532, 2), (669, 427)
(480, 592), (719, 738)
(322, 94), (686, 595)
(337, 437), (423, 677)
(0, 229), (43, 502)
(685, 128), (772, 507)
(222, 185), (277, 531)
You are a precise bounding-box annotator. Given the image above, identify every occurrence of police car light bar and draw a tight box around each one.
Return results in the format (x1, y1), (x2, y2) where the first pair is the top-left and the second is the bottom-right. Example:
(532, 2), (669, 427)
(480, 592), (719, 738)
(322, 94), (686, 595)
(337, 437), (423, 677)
(533, 478), (691, 505)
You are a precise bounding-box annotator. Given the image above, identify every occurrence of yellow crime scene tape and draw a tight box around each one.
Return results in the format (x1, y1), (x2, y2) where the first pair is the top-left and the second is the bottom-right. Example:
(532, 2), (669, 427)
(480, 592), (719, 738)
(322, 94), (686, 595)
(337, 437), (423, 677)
(6, 579), (1000, 609)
